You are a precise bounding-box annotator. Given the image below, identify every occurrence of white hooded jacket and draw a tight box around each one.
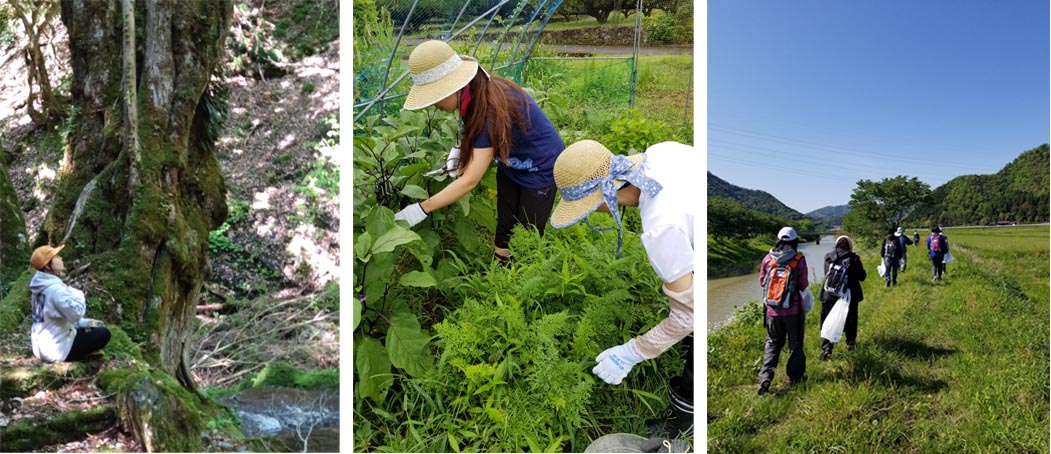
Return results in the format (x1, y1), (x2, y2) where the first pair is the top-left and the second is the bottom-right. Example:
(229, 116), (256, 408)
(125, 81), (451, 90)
(30, 271), (86, 362)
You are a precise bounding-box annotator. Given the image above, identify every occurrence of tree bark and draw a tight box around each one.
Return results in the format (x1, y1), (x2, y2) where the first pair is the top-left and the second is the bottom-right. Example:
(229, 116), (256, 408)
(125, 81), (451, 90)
(0, 155), (29, 297)
(55, 0), (232, 450)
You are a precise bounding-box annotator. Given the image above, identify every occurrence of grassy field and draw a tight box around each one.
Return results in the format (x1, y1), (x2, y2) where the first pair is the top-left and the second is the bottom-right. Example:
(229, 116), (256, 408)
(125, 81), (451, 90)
(707, 226), (1049, 453)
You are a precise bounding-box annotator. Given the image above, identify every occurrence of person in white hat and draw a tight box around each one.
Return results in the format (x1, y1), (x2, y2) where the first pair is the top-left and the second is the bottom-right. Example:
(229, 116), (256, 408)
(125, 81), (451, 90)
(28, 244), (110, 362)
(549, 139), (696, 434)
(757, 226), (810, 395)
(894, 226), (913, 272)
(394, 40), (565, 265)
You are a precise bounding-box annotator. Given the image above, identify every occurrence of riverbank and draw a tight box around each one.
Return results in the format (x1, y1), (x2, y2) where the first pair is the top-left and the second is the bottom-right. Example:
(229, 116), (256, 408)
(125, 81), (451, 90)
(707, 226), (1049, 452)
(707, 236), (770, 278)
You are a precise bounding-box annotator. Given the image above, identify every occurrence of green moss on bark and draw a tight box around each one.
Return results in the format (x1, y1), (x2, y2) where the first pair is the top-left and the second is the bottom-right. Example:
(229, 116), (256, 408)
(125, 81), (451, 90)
(0, 270), (32, 336)
(0, 405), (116, 452)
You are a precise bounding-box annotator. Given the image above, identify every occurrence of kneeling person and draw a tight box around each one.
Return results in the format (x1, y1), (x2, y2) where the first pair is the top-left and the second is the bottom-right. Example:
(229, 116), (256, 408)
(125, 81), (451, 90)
(29, 245), (110, 362)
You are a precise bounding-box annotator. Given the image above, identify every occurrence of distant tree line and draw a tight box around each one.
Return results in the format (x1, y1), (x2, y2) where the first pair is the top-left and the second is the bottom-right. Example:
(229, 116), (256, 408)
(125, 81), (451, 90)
(709, 196), (815, 242)
(906, 144), (1050, 227)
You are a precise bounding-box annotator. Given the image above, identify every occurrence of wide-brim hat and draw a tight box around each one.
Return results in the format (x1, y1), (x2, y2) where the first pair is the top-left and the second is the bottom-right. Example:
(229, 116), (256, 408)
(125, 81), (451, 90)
(403, 40), (487, 111)
(835, 235), (855, 252)
(30, 244), (65, 270)
(550, 140), (643, 228)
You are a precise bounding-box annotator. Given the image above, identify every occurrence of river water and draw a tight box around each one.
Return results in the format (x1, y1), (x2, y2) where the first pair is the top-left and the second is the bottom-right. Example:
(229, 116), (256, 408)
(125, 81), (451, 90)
(707, 236), (836, 331)
(224, 386), (340, 452)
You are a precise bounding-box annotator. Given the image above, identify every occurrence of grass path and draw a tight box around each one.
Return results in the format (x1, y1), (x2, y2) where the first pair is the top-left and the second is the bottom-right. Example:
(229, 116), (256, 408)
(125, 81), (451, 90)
(707, 227), (1049, 453)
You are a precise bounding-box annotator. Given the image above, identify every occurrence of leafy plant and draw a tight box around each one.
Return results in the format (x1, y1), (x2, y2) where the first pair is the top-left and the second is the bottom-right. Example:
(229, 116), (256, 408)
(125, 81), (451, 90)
(601, 108), (675, 155)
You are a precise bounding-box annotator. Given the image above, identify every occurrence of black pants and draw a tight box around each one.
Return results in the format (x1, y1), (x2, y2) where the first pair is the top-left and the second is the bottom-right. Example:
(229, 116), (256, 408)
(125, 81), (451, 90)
(758, 314), (805, 384)
(494, 168), (557, 250)
(65, 326), (111, 361)
(820, 297), (859, 353)
(931, 255), (944, 279)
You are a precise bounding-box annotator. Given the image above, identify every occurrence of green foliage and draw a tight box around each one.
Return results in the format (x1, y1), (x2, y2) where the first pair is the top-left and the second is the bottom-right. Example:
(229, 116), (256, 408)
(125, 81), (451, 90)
(708, 226), (1049, 452)
(600, 109), (674, 155)
(708, 196), (785, 240)
(353, 108), (688, 451)
(645, 12), (691, 44)
(845, 175), (931, 242)
(208, 198), (250, 254)
(708, 172), (806, 220)
(906, 144), (1050, 226)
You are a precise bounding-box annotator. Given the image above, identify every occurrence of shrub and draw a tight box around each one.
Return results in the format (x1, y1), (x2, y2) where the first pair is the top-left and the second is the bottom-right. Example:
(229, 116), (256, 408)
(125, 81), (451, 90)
(601, 109), (675, 155)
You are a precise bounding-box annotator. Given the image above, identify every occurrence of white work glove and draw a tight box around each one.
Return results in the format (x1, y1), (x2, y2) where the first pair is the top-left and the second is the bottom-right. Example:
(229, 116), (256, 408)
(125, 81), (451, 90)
(425, 147), (461, 178)
(593, 339), (645, 385)
(445, 146), (461, 178)
(394, 203), (428, 227)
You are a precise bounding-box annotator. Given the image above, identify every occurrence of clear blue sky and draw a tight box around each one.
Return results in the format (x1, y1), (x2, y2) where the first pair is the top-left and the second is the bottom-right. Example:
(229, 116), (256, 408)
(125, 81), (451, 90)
(708, 1), (1050, 214)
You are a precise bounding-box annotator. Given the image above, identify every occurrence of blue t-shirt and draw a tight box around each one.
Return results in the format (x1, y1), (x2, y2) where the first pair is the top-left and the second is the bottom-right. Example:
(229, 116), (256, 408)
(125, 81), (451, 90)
(474, 91), (564, 188)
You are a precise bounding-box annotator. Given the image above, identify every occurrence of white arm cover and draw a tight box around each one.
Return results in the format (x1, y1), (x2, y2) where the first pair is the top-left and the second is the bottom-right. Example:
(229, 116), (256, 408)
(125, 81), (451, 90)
(634, 278), (694, 360)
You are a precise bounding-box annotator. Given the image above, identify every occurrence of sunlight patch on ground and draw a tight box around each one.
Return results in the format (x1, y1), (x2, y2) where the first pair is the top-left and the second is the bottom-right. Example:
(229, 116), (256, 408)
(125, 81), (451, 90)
(252, 189), (274, 210)
(284, 223), (338, 285)
(278, 133), (297, 150)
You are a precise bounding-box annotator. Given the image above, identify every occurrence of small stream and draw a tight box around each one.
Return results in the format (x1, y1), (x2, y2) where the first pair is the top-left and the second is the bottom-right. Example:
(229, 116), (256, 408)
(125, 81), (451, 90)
(707, 236), (836, 331)
(223, 386), (340, 452)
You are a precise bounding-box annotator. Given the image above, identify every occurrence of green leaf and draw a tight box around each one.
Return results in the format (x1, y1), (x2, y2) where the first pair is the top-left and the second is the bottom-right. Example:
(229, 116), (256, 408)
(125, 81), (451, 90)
(387, 312), (433, 377)
(399, 270), (437, 288)
(354, 232), (372, 261)
(401, 184), (430, 200)
(447, 433), (461, 453)
(371, 227), (422, 254)
(455, 193), (471, 216)
(353, 298), (362, 331)
(354, 335), (392, 401)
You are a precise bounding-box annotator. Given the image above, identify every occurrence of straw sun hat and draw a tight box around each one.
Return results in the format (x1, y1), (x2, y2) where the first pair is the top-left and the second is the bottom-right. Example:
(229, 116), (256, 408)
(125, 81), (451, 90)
(30, 244), (65, 270)
(403, 40), (489, 111)
(550, 140), (645, 228)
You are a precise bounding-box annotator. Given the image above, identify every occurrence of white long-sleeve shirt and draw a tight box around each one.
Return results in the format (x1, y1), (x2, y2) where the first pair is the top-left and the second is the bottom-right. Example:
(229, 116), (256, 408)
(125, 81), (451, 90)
(30, 271), (86, 362)
(633, 142), (697, 359)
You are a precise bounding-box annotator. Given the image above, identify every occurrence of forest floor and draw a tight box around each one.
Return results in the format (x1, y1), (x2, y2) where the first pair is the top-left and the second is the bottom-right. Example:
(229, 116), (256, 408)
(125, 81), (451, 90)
(0, 1), (339, 450)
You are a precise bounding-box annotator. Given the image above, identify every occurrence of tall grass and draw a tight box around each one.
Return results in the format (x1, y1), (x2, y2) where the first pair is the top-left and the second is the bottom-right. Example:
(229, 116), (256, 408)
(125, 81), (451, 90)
(707, 226), (1049, 453)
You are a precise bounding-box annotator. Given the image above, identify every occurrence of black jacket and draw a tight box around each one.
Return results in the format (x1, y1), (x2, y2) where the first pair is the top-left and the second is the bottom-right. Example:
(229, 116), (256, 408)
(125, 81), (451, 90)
(821, 248), (866, 304)
(881, 235), (905, 260)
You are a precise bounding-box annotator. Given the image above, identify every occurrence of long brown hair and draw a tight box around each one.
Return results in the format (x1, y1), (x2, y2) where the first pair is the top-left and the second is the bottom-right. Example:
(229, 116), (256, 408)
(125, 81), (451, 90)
(459, 70), (530, 169)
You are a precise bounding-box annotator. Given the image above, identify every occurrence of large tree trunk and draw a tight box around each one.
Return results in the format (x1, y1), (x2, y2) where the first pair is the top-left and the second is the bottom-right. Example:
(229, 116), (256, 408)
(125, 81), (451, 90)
(50, 0), (232, 450)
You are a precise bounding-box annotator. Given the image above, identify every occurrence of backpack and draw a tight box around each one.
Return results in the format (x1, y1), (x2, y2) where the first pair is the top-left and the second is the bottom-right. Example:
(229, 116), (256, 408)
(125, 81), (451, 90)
(930, 234), (942, 253)
(884, 236), (898, 258)
(763, 253), (803, 309)
(823, 255), (850, 300)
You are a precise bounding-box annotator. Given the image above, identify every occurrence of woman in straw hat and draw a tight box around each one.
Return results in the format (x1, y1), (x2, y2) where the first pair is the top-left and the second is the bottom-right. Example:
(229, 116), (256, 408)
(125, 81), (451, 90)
(29, 244), (110, 362)
(818, 235), (866, 360)
(549, 139), (696, 433)
(394, 40), (565, 264)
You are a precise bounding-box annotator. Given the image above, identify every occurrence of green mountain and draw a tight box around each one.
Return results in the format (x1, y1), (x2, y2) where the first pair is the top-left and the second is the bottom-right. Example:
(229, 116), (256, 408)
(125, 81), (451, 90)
(806, 204), (850, 227)
(707, 172), (805, 220)
(907, 144), (1050, 226)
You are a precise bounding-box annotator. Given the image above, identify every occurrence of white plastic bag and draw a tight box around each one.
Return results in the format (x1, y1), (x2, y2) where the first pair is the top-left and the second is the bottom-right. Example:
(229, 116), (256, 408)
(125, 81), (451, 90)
(943, 252), (954, 263)
(800, 289), (814, 313)
(820, 289), (851, 343)
(877, 261), (887, 278)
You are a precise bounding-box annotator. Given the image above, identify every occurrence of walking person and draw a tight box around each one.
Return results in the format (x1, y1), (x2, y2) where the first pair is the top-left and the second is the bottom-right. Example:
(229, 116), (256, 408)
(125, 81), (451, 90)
(927, 226), (949, 280)
(29, 245), (111, 363)
(880, 228), (903, 286)
(757, 227), (809, 395)
(819, 236), (866, 360)
(896, 227), (913, 272)
(549, 139), (696, 435)
(913, 230), (920, 247)
(394, 40), (565, 265)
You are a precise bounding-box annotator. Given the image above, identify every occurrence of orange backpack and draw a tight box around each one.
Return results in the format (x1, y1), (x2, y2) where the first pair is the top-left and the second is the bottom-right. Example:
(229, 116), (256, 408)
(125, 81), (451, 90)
(764, 254), (803, 309)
